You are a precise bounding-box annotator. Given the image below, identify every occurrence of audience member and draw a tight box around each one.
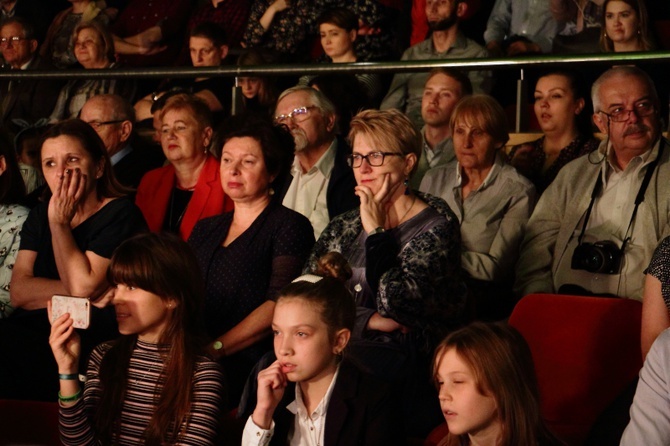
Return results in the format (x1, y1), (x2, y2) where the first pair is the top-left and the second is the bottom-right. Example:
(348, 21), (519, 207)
(49, 232), (224, 445)
(620, 328), (670, 445)
(507, 69), (599, 193)
(0, 138), (27, 318)
(243, 0), (317, 62)
(110, 0), (194, 68)
(484, 0), (560, 56)
(0, 17), (62, 137)
(421, 95), (536, 320)
(40, 0), (110, 69)
(274, 86), (358, 239)
(237, 49), (278, 117)
(433, 322), (563, 446)
(600, 0), (654, 52)
(550, 0), (603, 54)
(49, 21), (137, 121)
(380, 0), (490, 128)
(515, 66), (670, 300)
(0, 0), (61, 42)
(242, 276), (405, 445)
(183, 0), (250, 59)
(0, 119), (147, 401)
(307, 74), (371, 137)
(412, 67), (472, 188)
(189, 116), (314, 407)
(135, 94), (233, 241)
(298, 7), (384, 105)
(80, 94), (165, 189)
(134, 22), (232, 124)
(14, 123), (47, 198)
(305, 109), (468, 436)
(640, 237), (670, 358)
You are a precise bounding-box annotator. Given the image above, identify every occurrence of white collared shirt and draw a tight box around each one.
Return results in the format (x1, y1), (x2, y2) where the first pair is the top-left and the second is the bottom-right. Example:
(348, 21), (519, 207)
(282, 140), (337, 239)
(242, 367), (341, 446)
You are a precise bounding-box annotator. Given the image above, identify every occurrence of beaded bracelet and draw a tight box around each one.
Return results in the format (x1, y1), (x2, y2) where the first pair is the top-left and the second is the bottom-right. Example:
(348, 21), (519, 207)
(58, 389), (82, 403)
(58, 373), (79, 381)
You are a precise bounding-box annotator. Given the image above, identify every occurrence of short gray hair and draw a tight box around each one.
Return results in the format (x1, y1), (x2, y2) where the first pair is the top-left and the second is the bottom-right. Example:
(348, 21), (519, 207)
(276, 86), (337, 120)
(591, 66), (658, 112)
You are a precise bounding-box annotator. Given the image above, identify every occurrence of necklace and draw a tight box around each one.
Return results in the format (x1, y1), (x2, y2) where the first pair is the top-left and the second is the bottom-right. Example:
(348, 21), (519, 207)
(395, 195), (417, 227)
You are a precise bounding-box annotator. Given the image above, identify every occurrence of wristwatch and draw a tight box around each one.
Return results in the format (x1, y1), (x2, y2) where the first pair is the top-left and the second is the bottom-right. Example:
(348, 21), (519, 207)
(213, 341), (224, 355)
(368, 227), (385, 236)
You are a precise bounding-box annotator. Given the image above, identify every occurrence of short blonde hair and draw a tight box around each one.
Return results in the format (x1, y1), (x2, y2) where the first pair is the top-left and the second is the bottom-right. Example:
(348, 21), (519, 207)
(159, 93), (212, 131)
(450, 95), (509, 147)
(348, 109), (421, 175)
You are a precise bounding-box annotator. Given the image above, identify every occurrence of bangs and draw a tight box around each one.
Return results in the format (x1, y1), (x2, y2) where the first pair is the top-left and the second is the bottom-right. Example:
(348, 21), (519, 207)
(107, 247), (160, 296)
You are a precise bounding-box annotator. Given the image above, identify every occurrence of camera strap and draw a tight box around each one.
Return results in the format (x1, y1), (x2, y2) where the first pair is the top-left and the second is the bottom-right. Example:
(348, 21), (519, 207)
(576, 138), (665, 251)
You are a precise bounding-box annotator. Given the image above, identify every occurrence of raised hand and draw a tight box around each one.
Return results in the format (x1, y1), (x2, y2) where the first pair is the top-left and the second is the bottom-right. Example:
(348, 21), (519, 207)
(48, 300), (81, 375)
(48, 168), (86, 226)
(252, 360), (288, 429)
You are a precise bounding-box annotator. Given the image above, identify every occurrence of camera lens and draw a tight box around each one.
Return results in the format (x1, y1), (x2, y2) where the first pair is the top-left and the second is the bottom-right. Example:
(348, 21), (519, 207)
(583, 251), (605, 272)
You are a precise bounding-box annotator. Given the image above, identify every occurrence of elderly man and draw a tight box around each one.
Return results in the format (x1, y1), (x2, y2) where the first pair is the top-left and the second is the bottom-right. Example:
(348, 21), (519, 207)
(80, 94), (164, 188)
(380, 0), (490, 128)
(411, 67), (472, 188)
(0, 17), (61, 135)
(274, 86), (358, 238)
(515, 66), (670, 301)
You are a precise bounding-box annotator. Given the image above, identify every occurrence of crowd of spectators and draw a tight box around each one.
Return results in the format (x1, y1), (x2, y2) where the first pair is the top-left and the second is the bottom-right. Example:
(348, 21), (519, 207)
(1, 0), (670, 444)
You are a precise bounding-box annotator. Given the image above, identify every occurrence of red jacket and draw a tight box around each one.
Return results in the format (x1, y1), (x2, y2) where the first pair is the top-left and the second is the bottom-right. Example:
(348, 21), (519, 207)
(135, 154), (233, 241)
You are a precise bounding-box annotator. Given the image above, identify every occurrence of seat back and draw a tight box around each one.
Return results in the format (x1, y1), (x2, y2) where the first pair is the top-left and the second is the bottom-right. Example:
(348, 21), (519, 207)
(0, 399), (60, 445)
(508, 293), (642, 446)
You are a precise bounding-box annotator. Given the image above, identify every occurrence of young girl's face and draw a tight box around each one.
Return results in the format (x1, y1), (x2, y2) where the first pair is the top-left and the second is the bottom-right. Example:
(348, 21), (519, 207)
(239, 77), (262, 99)
(319, 23), (356, 61)
(112, 283), (174, 343)
(436, 348), (501, 443)
(272, 297), (346, 385)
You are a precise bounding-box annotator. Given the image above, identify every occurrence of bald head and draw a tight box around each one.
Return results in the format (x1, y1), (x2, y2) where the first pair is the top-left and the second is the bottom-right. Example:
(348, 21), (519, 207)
(80, 94), (134, 156)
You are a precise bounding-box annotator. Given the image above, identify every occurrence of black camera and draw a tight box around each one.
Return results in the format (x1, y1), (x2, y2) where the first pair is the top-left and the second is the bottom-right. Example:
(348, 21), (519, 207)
(571, 241), (622, 274)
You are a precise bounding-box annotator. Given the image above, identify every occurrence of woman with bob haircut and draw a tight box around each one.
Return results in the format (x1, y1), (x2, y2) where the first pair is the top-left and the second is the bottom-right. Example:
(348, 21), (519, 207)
(421, 95), (536, 320)
(50, 21), (137, 121)
(305, 108), (467, 437)
(189, 114), (314, 406)
(433, 321), (563, 446)
(135, 93), (234, 241)
(1, 119), (147, 401)
(49, 232), (224, 445)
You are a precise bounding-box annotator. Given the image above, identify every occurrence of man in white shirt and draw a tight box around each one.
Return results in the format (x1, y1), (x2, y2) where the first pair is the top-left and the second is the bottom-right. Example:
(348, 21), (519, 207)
(411, 67), (472, 188)
(515, 66), (670, 300)
(274, 86), (358, 239)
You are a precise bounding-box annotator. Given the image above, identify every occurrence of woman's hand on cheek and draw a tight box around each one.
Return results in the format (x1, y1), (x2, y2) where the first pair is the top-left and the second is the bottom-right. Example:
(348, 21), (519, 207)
(252, 360), (287, 429)
(356, 174), (399, 233)
(48, 168), (87, 226)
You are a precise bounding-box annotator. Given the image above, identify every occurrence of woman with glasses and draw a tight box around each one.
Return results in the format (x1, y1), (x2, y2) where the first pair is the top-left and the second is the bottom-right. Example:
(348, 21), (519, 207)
(135, 93), (233, 241)
(188, 115), (314, 407)
(304, 108), (467, 437)
(421, 95), (537, 320)
(49, 21), (136, 121)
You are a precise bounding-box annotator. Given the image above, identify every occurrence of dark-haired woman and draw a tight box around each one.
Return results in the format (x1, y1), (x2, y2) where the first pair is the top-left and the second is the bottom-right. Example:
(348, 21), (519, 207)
(0, 119), (147, 401)
(189, 116), (314, 406)
(0, 140), (29, 318)
(49, 232), (224, 445)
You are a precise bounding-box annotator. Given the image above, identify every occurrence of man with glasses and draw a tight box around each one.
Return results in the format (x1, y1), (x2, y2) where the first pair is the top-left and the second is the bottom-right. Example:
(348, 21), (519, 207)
(80, 94), (164, 188)
(274, 86), (358, 238)
(0, 17), (61, 136)
(515, 66), (670, 301)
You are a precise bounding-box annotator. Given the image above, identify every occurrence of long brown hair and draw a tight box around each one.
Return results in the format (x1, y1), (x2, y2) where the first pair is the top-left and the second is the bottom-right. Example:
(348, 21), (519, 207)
(433, 322), (563, 446)
(600, 0), (654, 52)
(95, 233), (208, 445)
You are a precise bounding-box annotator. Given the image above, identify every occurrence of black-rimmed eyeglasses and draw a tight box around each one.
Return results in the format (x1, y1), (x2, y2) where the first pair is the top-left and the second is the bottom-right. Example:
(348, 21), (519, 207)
(273, 106), (317, 125)
(347, 151), (403, 168)
(599, 101), (655, 122)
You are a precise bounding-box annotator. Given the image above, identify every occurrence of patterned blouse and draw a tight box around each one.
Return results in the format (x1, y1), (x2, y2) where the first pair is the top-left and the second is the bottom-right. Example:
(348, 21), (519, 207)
(507, 134), (599, 193)
(304, 192), (467, 347)
(0, 203), (29, 318)
(647, 236), (670, 310)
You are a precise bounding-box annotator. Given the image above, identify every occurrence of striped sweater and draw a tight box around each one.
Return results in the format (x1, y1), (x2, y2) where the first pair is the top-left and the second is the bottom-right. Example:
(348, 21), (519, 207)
(60, 340), (224, 445)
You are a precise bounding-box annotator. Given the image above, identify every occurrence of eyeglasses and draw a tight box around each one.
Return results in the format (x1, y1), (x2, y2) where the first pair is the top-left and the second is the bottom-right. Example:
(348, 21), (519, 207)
(599, 101), (655, 122)
(86, 119), (125, 130)
(0, 36), (27, 47)
(273, 106), (317, 125)
(74, 39), (98, 49)
(347, 151), (404, 168)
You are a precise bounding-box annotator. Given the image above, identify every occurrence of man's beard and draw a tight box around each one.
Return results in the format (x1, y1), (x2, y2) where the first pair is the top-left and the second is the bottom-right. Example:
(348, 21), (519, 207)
(428, 14), (457, 32)
(291, 128), (309, 152)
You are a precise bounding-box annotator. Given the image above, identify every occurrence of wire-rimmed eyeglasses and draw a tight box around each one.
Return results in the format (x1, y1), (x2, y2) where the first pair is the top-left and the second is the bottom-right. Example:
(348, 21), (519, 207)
(598, 101), (655, 122)
(273, 106), (317, 125)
